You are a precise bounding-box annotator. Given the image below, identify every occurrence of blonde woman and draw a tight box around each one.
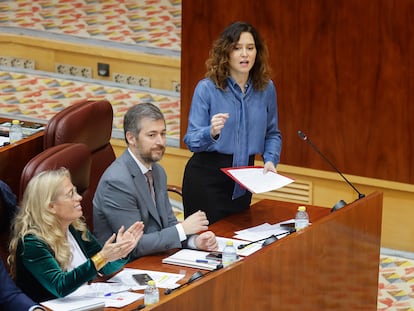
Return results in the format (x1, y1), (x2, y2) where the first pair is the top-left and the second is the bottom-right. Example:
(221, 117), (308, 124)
(8, 168), (143, 302)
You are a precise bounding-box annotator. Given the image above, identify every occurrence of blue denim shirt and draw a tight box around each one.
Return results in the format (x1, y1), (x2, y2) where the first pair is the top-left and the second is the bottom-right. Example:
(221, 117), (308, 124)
(184, 77), (282, 167)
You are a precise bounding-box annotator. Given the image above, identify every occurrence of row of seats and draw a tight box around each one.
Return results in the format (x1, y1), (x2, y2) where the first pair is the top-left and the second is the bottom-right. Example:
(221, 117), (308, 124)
(1, 99), (182, 267)
(21, 98), (116, 230)
(1, 99), (115, 266)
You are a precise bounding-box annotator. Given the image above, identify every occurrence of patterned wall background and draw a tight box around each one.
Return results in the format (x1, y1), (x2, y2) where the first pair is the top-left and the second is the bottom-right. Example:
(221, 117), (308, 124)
(0, 0), (181, 52)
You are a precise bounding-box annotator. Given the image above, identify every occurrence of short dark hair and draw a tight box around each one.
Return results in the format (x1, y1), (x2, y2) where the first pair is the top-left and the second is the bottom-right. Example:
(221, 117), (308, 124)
(123, 103), (165, 144)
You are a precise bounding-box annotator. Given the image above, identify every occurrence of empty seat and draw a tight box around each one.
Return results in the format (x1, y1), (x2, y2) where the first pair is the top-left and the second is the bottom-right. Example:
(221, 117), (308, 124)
(43, 99), (116, 229)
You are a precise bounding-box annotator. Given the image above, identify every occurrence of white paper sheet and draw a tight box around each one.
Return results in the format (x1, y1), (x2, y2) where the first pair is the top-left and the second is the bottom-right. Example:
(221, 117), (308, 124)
(223, 167), (294, 193)
(107, 268), (185, 290)
(233, 220), (295, 241)
(215, 236), (262, 256)
(0, 136), (9, 146)
(162, 249), (220, 271)
(41, 282), (143, 310)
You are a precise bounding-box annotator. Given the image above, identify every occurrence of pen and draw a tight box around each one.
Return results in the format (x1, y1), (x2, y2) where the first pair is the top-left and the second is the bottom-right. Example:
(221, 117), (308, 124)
(196, 259), (220, 264)
(157, 275), (168, 284)
(104, 289), (131, 297)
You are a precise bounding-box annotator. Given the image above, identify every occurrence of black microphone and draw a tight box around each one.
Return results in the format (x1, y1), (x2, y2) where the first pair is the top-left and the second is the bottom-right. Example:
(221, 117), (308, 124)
(297, 130), (365, 211)
(237, 227), (296, 250)
(164, 264), (223, 295)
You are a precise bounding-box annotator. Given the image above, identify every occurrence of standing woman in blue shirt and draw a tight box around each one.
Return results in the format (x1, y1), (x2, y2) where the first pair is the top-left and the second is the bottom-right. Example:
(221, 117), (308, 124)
(182, 21), (282, 224)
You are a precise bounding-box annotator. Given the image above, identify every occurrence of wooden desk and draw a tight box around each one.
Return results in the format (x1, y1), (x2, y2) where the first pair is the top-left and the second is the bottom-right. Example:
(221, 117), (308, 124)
(113, 192), (382, 311)
(0, 119), (45, 196)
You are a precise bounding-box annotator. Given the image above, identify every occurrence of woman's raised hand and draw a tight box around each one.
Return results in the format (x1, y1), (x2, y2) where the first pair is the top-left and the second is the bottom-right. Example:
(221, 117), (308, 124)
(101, 221), (144, 261)
(210, 113), (229, 138)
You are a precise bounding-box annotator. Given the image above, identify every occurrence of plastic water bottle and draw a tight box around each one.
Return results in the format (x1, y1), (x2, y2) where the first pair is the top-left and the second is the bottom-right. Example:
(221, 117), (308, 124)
(295, 205), (309, 231)
(222, 240), (237, 267)
(144, 280), (159, 306)
(9, 119), (23, 143)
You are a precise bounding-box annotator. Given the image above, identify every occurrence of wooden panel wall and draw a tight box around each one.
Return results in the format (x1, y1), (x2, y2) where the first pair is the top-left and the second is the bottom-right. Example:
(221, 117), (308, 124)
(181, 0), (414, 185)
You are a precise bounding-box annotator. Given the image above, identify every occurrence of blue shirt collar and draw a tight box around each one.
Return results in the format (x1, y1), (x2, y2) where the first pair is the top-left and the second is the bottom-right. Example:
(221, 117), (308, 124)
(227, 76), (251, 94)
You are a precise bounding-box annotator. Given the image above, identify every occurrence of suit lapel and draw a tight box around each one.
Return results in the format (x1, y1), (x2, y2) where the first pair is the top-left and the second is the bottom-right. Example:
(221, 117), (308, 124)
(122, 151), (162, 228)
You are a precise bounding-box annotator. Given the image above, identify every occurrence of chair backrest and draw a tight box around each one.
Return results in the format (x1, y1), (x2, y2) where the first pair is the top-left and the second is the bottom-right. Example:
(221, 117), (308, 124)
(167, 185), (184, 221)
(43, 99), (116, 230)
(19, 143), (93, 227)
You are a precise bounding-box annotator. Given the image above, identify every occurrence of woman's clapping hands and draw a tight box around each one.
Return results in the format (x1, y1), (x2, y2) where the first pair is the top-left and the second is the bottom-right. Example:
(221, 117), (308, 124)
(100, 221), (144, 261)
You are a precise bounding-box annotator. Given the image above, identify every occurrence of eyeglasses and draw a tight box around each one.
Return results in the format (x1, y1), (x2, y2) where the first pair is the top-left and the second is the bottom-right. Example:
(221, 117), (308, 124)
(63, 186), (78, 200)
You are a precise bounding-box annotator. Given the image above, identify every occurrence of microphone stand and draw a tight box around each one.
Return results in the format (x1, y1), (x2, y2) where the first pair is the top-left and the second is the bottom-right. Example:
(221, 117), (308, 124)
(297, 130), (365, 211)
(164, 264), (223, 295)
(237, 228), (296, 250)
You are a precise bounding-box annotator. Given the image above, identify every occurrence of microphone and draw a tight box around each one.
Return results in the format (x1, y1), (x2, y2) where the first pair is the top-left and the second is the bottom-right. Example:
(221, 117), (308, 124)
(164, 264), (223, 295)
(237, 227), (296, 250)
(297, 130), (365, 211)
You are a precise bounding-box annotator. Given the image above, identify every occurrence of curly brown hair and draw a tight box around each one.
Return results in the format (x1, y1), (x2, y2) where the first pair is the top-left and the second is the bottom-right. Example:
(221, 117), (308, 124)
(205, 21), (271, 91)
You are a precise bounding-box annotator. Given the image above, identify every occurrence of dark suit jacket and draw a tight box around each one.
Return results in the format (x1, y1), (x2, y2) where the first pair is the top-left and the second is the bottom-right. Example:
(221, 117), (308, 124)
(93, 150), (185, 259)
(0, 259), (37, 311)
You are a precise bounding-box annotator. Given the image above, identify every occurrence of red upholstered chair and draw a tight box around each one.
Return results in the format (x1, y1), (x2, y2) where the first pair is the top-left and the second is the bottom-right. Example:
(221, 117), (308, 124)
(19, 143), (93, 227)
(43, 99), (116, 230)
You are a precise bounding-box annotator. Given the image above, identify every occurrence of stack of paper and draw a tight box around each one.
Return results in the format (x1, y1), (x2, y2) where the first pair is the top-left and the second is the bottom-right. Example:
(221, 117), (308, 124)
(233, 221), (294, 241)
(162, 249), (221, 271)
(41, 299), (105, 311)
(107, 268), (185, 290)
(41, 283), (142, 310)
(162, 237), (265, 271)
(215, 236), (262, 256)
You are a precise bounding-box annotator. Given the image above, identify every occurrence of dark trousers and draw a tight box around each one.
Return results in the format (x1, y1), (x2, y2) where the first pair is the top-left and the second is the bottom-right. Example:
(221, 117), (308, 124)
(182, 152), (254, 224)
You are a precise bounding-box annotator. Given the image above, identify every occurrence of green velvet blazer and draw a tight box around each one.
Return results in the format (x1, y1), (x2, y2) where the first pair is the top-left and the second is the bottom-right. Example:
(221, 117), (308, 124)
(15, 225), (127, 302)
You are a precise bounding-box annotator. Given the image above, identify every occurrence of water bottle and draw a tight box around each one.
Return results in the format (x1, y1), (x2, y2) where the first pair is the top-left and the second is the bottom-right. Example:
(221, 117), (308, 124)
(222, 240), (237, 267)
(295, 205), (309, 231)
(144, 280), (159, 306)
(9, 119), (23, 143)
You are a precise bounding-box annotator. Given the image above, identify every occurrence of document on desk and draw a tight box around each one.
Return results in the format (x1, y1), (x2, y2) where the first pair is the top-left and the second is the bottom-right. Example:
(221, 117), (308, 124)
(233, 220), (294, 242)
(162, 249), (222, 271)
(107, 268), (185, 290)
(0, 121), (44, 136)
(162, 239), (261, 271)
(41, 298), (105, 311)
(221, 166), (294, 193)
(215, 236), (262, 257)
(41, 282), (143, 310)
(0, 136), (8, 146)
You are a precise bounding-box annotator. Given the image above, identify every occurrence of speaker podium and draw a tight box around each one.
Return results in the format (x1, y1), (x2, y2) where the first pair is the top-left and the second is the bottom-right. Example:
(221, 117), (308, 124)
(118, 191), (382, 311)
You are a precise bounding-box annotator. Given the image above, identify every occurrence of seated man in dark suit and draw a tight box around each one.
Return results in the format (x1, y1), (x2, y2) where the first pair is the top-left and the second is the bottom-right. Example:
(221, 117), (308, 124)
(0, 259), (44, 311)
(94, 103), (218, 259)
